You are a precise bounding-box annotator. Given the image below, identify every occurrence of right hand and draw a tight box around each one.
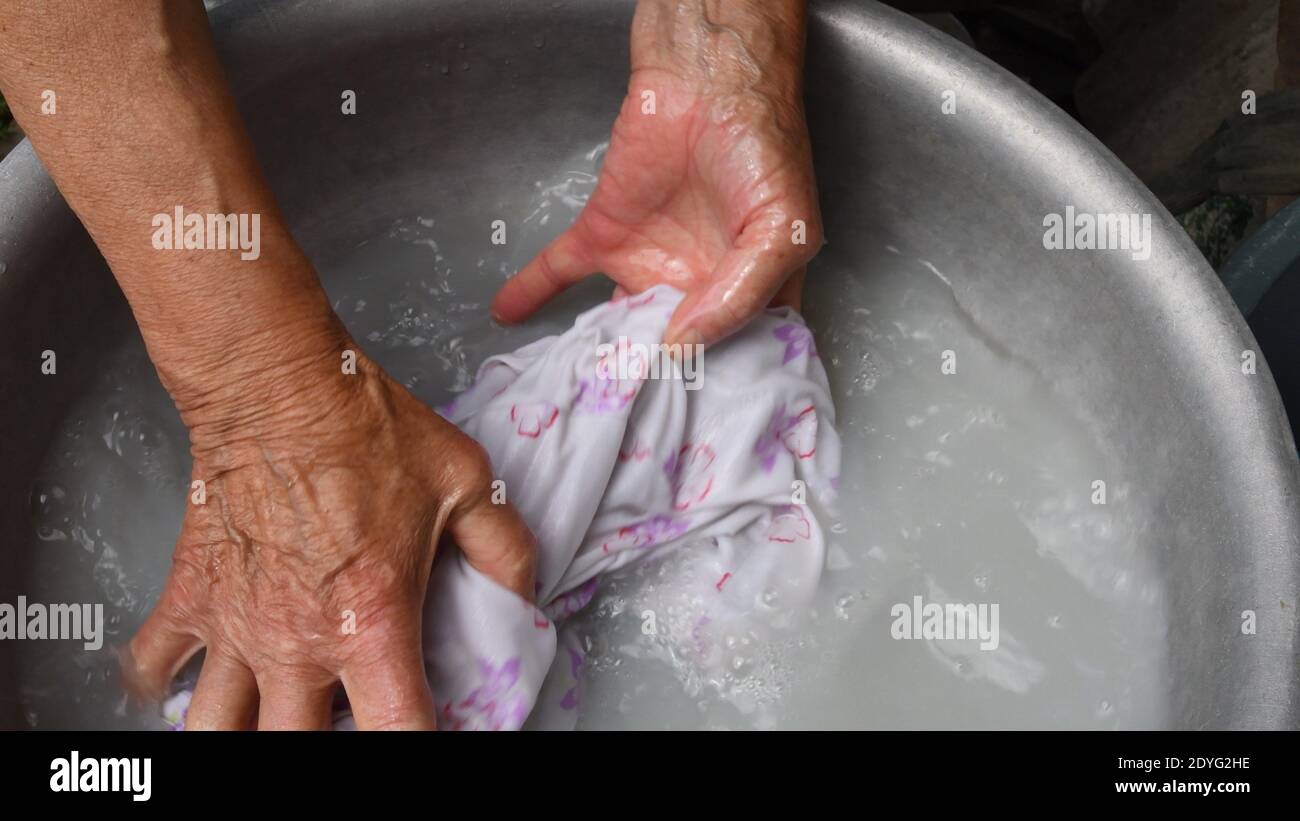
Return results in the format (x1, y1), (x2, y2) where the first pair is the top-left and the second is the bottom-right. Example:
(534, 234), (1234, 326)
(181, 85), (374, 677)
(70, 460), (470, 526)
(491, 0), (821, 349)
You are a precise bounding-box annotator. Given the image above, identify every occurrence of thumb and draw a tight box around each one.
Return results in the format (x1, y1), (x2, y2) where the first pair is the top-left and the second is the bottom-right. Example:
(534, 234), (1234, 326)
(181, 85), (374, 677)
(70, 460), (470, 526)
(446, 491), (537, 601)
(664, 224), (816, 349)
(769, 266), (806, 311)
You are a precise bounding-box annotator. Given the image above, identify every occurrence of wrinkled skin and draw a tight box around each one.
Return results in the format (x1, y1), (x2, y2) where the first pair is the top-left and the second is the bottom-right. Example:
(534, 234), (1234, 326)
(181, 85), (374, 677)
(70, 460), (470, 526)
(59, 0), (820, 731)
(125, 338), (534, 730)
(0, 0), (539, 730)
(492, 0), (824, 348)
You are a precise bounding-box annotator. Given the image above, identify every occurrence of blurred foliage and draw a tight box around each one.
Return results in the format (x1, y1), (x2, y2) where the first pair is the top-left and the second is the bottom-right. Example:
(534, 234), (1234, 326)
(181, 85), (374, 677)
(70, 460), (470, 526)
(1178, 195), (1259, 270)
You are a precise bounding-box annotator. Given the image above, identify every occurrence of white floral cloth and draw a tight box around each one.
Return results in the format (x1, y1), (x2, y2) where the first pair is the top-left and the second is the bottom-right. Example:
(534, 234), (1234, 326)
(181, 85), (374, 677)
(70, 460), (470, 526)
(165, 285), (839, 730)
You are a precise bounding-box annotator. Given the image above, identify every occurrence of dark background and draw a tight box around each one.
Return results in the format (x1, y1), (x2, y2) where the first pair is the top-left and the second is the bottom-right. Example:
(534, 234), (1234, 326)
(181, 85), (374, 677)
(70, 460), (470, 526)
(881, 0), (1300, 443)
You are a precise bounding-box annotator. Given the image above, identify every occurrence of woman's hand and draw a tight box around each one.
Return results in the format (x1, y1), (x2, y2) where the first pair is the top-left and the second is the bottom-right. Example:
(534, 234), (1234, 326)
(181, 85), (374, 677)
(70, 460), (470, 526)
(1, 0), (538, 730)
(123, 325), (535, 730)
(492, 0), (822, 348)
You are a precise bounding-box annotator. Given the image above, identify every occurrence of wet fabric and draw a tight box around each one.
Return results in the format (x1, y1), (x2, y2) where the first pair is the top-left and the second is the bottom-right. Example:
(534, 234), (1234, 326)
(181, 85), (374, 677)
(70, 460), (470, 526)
(165, 285), (839, 730)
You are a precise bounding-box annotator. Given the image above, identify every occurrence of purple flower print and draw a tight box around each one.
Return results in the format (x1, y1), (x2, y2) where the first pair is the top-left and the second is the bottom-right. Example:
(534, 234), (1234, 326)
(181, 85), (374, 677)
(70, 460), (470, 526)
(441, 656), (530, 731)
(773, 323), (816, 364)
(690, 615), (714, 659)
(781, 405), (818, 459)
(600, 514), (690, 554)
(545, 577), (600, 621)
(755, 407), (791, 472)
(754, 403), (818, 472)
(574, 376), (639, 415)
(577, 337), (651, 415)
(559, 648), (585, 711)
(163, 690), (192, 731)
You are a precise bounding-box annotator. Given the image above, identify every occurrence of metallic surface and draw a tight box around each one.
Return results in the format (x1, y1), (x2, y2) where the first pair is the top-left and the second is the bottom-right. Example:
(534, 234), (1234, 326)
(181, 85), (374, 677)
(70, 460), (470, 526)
(0, 0), (1296, 728)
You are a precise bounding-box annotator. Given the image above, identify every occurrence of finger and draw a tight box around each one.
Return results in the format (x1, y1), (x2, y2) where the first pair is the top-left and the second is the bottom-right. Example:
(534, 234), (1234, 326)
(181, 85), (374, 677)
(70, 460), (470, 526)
(185, 648), (258, 730)
(448, 490), (537, 601)
(491, 228), (598, 323)
(256, 669), (336, 730)
(340, 633), (437, 730)
(769, 266), (806, 311)
(664, 223), (817, 348)
(122, 582), (204, 701)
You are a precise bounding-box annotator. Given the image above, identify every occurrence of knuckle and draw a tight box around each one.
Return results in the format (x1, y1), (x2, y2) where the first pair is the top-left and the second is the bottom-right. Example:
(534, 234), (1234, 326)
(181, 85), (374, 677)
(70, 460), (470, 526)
(454, 440), (498, 502)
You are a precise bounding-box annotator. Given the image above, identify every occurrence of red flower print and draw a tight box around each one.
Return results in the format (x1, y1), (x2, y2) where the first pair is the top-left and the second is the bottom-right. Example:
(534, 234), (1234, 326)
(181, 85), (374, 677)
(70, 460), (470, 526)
(509, 401), (559, 438)
(666, 443), (716, 511)
(780, 405), (817, 460)
(766, 505), (812, 543)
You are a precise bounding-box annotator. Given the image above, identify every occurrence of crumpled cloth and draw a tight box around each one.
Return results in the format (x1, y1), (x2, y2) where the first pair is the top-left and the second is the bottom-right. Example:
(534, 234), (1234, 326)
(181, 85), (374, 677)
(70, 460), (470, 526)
(165, 284), (838, 730)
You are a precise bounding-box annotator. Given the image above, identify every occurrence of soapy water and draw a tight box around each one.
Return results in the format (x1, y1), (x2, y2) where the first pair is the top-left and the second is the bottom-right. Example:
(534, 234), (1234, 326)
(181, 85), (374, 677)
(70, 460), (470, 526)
(11, 141), (1166, 729)
(563, 243), (1166, 729)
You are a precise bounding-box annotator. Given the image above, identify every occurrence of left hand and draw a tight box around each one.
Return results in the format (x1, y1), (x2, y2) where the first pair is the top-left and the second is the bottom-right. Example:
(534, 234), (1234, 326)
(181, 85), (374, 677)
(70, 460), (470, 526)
(491, 0), (823, 349)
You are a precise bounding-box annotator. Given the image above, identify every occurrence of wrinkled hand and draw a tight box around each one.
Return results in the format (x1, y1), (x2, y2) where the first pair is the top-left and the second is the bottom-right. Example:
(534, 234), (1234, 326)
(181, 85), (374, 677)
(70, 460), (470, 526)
(123, 334), (534, 730)
(492, 0), (822, 348)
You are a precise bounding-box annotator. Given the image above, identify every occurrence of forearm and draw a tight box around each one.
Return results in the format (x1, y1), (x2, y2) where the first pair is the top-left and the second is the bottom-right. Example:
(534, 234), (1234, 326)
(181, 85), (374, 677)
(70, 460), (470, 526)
(630, 0), (807, 101)
(0, 0), (341, 430)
